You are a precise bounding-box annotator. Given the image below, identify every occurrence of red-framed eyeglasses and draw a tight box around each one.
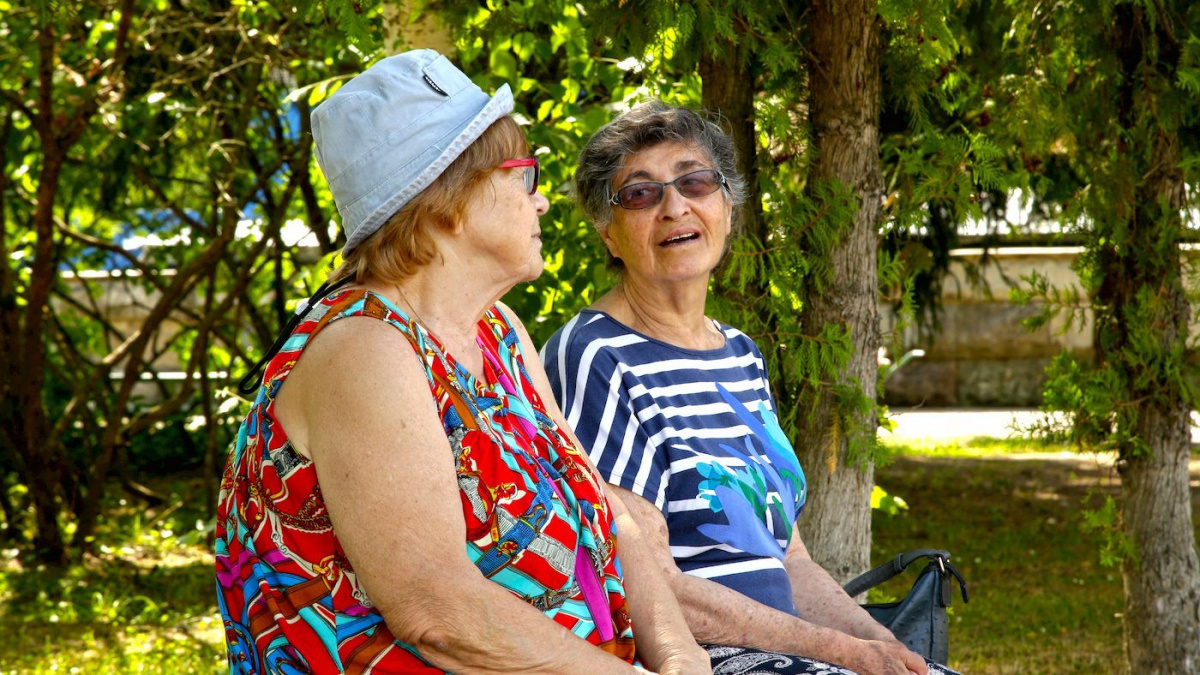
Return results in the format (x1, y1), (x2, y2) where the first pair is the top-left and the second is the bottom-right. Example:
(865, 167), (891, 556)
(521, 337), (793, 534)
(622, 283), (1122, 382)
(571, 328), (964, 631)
(497, 157), (541, 194)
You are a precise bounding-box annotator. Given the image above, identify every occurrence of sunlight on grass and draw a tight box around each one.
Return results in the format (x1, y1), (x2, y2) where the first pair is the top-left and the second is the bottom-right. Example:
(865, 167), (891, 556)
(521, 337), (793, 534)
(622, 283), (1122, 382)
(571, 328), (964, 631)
(0, 479), (224, 674)
(879, 433), (1076, 458)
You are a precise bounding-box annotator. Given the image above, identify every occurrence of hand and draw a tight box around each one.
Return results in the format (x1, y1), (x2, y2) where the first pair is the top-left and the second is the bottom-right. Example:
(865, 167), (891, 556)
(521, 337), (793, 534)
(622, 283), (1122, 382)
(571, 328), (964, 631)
(880, 637), (928, 675)
(832, 637), (927, 675)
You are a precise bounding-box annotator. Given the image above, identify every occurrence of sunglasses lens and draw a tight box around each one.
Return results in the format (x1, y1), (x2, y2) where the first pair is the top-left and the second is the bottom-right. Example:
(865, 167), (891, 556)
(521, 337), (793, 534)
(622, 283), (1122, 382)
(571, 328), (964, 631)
(677, 170), (721, 198)
(613, 170), (723, 210)
(617, 183), (665, 210)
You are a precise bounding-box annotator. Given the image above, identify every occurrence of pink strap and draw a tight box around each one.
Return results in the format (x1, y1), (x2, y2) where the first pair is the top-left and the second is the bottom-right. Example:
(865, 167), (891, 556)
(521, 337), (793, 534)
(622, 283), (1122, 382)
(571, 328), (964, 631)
(573, 546), (615, 642)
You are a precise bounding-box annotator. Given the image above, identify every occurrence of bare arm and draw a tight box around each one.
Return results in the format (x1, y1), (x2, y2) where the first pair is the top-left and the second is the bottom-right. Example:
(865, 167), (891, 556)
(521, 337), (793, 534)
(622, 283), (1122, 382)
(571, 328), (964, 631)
(284, 318), (643, 674)
(783, 532), (896, 641)
(610, 484), (927, 675)
(502, 304), (710, 675)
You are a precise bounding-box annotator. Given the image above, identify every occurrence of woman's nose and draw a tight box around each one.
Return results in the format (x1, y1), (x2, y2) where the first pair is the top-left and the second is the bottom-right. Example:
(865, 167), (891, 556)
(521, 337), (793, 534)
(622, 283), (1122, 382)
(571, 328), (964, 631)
(658, 183), (690, 218)
(533, 188), (550, 216)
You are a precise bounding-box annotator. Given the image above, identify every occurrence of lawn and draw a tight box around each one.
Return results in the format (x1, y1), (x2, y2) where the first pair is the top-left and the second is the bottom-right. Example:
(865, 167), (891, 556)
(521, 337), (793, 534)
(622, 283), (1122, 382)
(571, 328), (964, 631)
(0, 479), (225, 674)
(3, 437), (1190, 673)
(872, 437), (1150, 674)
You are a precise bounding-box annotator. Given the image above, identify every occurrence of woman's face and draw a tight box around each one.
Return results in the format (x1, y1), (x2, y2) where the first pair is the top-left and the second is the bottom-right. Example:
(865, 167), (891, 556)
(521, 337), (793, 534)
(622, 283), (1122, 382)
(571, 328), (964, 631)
(601, 141), (732, 287)
(457, 161), (550, 287)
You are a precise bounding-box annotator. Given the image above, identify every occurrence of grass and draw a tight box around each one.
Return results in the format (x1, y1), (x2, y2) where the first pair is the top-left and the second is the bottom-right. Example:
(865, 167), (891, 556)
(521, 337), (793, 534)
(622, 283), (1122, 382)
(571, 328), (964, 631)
(873, 434), (1153, 674)
(0, 478), (224, 674)
(3, 437), (1188, 673)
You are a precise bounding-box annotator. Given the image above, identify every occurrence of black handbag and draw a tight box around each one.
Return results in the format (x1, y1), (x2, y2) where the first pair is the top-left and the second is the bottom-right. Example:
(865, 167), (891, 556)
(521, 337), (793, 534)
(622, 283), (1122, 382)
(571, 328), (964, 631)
(842, 549), (969, 665)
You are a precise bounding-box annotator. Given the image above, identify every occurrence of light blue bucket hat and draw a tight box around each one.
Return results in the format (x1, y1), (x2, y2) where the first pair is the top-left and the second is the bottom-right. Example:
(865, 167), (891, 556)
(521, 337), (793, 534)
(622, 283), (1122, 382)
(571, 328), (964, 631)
(311, 49), (514, 255)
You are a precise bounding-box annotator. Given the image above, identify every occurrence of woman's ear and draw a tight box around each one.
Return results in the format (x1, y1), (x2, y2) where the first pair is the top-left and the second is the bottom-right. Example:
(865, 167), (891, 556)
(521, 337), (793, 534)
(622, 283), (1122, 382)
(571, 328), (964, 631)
(445, 214), (467, 236)
(598, 224), (623, 262)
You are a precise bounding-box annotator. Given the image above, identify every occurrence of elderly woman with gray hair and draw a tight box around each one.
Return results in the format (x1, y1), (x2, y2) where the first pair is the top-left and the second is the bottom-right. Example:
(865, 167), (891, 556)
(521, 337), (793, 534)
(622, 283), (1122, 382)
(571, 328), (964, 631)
(542, 101), (955, 675)
(216, 52), (713, 674)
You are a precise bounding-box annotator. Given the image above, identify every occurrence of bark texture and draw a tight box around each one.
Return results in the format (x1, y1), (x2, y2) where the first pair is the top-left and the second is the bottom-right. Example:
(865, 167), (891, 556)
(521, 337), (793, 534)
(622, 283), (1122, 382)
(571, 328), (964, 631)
(1120, 404), (1200, 673)
(794, 0), (883, 583)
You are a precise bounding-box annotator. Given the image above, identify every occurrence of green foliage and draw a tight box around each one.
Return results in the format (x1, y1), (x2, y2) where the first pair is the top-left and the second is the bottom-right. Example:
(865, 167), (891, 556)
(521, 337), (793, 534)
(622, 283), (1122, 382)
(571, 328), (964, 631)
(0, 0), (384, 558)
(987, 0), (1200, 460)
(438, 0), (639, 344)
(1080, 494), (1139, 568)
(870, 484), (909, 516)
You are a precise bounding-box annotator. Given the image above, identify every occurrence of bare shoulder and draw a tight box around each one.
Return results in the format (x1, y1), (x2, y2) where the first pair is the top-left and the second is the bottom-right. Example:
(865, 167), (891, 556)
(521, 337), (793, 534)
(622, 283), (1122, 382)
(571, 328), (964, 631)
(276, 315), (434, 457)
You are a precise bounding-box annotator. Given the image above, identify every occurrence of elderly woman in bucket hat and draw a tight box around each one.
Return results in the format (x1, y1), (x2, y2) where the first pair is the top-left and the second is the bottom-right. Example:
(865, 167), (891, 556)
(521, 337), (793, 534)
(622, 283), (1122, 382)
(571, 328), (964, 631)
(215, 50), (709, 674)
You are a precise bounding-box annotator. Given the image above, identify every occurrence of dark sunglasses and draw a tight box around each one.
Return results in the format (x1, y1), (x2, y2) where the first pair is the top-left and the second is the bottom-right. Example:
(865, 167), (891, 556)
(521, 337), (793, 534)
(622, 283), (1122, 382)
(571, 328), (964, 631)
(497, 157), (541, 194)
(608, 168), (727, 210)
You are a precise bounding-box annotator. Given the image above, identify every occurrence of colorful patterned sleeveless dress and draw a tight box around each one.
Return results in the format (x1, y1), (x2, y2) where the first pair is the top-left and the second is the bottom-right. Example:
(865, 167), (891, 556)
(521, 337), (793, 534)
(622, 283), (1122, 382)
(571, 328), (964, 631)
(215, 289), (638, 673)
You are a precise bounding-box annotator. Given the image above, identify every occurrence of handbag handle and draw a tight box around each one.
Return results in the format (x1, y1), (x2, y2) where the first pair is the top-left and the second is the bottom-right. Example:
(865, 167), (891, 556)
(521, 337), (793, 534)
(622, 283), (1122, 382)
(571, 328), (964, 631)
(843, 549), (969, 605)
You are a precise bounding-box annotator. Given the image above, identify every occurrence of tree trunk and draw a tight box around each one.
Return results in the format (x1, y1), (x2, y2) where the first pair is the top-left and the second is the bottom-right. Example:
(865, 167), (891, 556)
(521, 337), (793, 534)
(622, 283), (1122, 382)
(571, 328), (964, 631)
(794, 0), (883, 583)
(1105, 60), (1200, 673)
(1121, 403), (1200, 673)
(22, 145), (69, 564)
(699, 39), (764, 254)
(1096, 8), (1200, 671)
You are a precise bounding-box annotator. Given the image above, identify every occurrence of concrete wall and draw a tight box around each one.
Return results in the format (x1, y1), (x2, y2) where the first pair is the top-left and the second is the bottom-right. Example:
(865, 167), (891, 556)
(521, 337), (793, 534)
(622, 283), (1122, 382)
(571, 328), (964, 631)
(884, 247), (1095, 407)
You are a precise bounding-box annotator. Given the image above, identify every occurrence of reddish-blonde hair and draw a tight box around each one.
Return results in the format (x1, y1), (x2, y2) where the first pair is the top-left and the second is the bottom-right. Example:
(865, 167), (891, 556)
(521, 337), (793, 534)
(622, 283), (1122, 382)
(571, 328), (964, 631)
(333, 116), (528, 285)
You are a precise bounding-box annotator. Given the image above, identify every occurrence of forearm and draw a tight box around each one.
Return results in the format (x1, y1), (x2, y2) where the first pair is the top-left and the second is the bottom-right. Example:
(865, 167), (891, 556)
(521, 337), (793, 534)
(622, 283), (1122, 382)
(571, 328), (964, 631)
(391, 578), (641, 675)
(785, 556), (896, 642)
(609, 496), (710, 674)
(669, 569), (862, 663)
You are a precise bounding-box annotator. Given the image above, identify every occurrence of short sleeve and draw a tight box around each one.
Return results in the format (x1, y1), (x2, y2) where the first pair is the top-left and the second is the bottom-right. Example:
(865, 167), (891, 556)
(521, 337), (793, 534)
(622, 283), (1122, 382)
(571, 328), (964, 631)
(542, 330), (672, 512)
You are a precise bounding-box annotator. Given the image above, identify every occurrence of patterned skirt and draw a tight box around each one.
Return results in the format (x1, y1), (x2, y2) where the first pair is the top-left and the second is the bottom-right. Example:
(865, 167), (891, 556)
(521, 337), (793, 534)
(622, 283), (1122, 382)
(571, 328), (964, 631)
(705, 644), (961, 675)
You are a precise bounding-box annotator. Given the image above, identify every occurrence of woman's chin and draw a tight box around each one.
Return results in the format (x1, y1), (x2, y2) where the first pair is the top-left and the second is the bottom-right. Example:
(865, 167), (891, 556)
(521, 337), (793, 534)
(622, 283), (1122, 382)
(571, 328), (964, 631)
(518, 258), (546, 284)
(632, 265), (715, 286)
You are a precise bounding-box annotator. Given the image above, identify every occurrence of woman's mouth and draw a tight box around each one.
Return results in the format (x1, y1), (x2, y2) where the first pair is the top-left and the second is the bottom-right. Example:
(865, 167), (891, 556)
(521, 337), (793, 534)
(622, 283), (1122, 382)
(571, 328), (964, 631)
(659, 232), (699, 247)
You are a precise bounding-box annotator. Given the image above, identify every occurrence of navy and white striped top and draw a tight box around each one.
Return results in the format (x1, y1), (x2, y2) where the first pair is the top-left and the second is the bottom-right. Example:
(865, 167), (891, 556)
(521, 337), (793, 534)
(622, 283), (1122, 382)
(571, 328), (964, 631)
(541, 310), (807, 615)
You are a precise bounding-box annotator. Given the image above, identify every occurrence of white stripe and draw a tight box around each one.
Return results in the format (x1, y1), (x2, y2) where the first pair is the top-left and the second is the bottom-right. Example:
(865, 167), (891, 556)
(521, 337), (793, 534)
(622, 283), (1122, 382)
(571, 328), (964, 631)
(605, 409), (642, 489)
(626, 352), (760, 378)
(590, 368), (624, 465)
(652, 465), (671, 511)
(666, 498), (710, 512)
(655, 402), (736, 418)
(631, 415), (660, 505)
(566, 332), (644, 428)
(684, 558), (786, 579)
(668, 453), (750, 474)
(648, 424), (755, 452)
(628, 378), (767, 402)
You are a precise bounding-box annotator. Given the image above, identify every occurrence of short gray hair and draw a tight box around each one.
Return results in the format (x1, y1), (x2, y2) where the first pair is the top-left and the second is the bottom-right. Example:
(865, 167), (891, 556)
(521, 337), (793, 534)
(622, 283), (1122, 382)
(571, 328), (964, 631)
(575, 100), (746, 236)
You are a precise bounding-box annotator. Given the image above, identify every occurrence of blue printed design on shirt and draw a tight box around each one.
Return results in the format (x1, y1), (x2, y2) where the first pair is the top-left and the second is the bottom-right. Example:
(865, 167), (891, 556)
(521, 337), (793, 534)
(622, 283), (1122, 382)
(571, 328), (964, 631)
(694, 384), (806, 558)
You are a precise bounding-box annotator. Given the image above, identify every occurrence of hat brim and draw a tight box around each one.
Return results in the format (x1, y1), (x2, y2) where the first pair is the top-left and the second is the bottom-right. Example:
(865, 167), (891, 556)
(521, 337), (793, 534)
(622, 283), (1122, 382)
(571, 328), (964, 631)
(342, 83), (515, 256)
